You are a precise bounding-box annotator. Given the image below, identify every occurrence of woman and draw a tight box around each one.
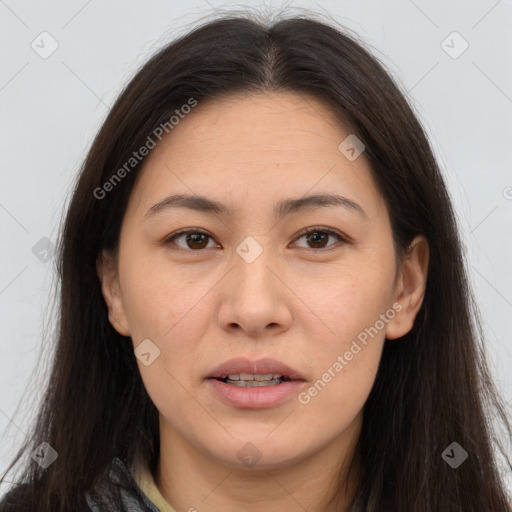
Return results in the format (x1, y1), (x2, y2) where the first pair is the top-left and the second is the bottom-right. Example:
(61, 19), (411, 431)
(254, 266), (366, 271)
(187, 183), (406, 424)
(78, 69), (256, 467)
(1, 10), (511, 512)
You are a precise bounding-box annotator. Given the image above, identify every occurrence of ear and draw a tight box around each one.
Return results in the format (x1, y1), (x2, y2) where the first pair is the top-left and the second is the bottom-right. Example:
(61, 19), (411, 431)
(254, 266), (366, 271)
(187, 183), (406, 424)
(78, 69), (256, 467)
(96, 250), (131, 336)
(385, 235), (429, 340)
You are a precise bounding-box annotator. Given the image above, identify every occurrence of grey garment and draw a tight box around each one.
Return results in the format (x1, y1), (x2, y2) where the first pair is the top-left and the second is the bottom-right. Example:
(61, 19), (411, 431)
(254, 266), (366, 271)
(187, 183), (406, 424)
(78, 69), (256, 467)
(0, 457), (161, 512)
(84, 457), (160, 512)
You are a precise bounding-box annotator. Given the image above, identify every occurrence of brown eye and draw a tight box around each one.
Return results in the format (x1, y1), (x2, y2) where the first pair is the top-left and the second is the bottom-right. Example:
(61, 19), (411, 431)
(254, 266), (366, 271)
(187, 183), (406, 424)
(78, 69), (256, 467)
(184, 232), (210, 249)
(307, 231), (329, 248)
(165, 229), (218, 250)
(293, 227), (346, 250)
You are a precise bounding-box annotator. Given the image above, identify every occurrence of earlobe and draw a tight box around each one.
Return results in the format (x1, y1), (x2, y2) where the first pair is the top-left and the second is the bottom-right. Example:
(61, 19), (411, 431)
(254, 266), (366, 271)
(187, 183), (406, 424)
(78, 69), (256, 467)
(385, 235), (429, 340)
(96, 250), (131, 337)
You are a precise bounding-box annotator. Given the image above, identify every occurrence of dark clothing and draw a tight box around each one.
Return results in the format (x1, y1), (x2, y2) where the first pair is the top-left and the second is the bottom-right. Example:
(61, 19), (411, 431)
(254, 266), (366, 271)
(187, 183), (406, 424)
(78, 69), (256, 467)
(0, 457), (159, 512)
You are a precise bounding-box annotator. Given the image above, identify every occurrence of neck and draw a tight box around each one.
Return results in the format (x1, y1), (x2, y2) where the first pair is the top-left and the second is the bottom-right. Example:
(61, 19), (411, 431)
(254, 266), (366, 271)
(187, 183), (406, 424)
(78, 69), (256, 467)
(155, 418), (361, 512)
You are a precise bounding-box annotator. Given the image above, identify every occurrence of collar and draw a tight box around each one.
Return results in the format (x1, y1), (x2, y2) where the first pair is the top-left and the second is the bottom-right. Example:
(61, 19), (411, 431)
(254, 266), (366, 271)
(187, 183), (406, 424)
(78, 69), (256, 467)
(130, 453), (177, 512)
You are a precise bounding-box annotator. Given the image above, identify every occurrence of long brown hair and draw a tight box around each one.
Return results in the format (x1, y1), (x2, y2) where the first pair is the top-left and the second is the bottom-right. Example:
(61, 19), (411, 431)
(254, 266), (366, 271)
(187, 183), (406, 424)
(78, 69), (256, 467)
(1, 10), (511, 512)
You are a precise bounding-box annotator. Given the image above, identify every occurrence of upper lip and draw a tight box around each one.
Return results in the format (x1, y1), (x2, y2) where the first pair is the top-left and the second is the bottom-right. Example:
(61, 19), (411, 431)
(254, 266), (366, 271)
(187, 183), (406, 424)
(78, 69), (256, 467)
(207, 357), (306, 381)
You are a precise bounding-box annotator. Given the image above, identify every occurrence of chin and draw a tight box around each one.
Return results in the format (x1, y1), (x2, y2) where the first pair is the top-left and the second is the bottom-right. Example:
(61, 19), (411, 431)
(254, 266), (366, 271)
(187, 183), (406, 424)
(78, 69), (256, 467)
(204, 432), (309, 470)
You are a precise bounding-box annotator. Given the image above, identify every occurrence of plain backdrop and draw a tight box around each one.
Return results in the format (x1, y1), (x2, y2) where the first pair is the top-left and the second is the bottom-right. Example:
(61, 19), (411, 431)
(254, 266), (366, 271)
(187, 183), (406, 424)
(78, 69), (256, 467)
(1, 0), (511, 498)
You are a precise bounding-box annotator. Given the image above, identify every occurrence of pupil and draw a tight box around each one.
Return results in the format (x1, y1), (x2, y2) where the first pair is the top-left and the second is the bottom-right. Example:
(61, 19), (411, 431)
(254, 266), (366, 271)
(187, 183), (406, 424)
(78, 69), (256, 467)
(187, 233), (208, 249)
(308, 232), (327, 248)
(185, 232), (329, 250)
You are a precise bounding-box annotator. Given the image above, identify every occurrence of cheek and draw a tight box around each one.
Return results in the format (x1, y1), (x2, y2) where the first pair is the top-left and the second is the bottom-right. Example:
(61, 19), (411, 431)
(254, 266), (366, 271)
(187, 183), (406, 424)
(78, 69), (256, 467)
(126, 284), (209, 423)
(118, 253), (210, 343)
(297, 286), (387, 432)
(118, 255), (213, 390)
(293, 256), (394, 413)
(297, 255), (396, 343)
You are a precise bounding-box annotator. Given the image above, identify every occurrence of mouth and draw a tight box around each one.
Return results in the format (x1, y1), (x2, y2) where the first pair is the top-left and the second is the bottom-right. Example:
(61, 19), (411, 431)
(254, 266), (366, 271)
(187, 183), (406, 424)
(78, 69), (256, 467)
(207, 357), (306, 384)
(206, 357), (306, 408)
(214, 373), (293, 387)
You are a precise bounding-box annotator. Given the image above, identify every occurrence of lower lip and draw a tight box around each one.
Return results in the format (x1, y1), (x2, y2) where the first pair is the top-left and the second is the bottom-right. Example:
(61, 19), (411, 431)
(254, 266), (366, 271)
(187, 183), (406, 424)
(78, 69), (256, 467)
(207, 378), (305, 409)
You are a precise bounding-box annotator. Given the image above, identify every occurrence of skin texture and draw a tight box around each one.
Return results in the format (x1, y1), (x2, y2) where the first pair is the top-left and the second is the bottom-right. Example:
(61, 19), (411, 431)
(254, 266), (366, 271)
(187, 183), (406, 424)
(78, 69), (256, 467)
(98, 91), (429, 512)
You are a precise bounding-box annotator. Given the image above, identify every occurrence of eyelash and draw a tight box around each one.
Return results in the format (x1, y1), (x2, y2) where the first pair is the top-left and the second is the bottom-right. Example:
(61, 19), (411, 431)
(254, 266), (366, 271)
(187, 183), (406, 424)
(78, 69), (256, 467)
(162, 226), (349, 252)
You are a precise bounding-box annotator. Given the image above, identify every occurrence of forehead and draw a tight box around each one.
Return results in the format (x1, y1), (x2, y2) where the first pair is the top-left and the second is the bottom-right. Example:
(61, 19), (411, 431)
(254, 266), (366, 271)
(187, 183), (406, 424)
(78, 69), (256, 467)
(129, 91), (382, 217)
(154, 91), (348, 157)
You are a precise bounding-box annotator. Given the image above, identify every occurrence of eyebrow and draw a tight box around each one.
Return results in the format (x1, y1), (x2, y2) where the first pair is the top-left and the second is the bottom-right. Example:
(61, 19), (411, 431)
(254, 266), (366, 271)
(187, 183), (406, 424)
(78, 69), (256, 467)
(144, 193), (366, 220)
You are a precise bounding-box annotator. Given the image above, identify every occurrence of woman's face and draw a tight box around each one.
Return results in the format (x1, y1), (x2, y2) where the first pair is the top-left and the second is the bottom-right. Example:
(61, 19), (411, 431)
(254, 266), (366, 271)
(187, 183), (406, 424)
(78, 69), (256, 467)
(99, 91), (428, 471)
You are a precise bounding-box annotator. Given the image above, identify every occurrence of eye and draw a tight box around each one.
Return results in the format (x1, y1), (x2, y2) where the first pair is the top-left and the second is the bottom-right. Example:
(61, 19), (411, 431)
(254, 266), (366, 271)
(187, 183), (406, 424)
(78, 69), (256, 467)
(163, 228), (219, 251)
(292, 226), (347, 250)
(163, 226), (348, 252)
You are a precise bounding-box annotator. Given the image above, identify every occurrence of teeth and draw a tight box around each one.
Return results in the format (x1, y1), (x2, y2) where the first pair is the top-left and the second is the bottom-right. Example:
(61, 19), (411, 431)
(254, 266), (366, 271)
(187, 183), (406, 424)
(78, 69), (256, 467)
(226, 373), (282, 381)
(226, 379), (282, 387)
(222, 373), (286, 387)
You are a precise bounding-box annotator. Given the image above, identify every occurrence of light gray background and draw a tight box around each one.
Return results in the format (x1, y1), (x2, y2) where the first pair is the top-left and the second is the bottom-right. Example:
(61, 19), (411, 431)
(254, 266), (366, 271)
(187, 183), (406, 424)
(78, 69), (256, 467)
(1, 0), (511, 497)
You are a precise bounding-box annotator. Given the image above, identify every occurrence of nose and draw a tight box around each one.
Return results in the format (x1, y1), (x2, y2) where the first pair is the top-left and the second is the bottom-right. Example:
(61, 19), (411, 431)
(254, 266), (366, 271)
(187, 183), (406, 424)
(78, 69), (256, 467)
(216, 247), (293, 339)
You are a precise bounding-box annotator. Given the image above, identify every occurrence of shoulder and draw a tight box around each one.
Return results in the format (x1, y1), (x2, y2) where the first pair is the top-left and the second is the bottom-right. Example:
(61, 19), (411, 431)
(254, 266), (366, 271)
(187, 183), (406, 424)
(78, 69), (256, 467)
(0, 482), (90, 512)
(0, 457), (156, 512)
